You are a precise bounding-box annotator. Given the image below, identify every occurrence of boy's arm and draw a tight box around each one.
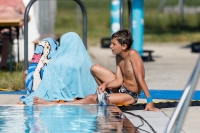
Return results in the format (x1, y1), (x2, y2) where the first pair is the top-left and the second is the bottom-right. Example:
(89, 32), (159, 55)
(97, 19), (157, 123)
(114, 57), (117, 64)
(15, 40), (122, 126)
(129, 50), (159, 111)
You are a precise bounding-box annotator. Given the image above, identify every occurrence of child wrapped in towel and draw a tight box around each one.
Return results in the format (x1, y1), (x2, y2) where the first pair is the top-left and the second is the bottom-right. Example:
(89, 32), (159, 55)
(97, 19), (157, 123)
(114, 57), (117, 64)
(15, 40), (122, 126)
(24, 38), (59, 96)
(20, 32), (98, 105)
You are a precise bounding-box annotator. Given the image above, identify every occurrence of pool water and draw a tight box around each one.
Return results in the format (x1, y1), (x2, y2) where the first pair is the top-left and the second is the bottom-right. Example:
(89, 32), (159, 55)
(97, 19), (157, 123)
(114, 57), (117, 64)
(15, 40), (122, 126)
(0, 105), (136, 133)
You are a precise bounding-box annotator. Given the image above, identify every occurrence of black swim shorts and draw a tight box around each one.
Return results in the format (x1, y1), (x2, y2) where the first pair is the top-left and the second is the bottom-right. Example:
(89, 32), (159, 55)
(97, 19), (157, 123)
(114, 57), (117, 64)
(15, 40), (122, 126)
(119, 85), (140, 103)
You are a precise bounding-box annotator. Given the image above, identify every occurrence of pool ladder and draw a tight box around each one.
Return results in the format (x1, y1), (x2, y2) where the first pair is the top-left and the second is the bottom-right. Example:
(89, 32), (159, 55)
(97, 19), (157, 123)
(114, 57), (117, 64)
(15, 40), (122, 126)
(165, 55), (200, 133)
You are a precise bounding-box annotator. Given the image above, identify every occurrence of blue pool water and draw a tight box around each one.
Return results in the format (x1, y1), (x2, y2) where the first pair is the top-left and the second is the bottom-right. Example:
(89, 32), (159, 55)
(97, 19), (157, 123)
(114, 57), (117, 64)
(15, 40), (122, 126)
(0, 105), (136, 133)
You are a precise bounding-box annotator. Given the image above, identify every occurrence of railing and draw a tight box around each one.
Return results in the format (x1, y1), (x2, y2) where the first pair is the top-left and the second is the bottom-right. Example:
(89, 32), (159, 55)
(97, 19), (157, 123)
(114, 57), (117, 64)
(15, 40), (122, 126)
(165, 55), (200, 133)
(119, 0), (132, 32)
(24, 0), (87, 71)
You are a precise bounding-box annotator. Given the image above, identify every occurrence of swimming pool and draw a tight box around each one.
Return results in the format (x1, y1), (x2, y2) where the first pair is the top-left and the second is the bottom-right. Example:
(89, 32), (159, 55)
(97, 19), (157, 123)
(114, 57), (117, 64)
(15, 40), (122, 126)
(0, 105), (136, 133)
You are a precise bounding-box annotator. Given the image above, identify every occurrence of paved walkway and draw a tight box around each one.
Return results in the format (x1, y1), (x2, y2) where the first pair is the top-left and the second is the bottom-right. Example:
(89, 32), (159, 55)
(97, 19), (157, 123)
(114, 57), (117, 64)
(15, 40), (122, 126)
(0, 43), (200, 132)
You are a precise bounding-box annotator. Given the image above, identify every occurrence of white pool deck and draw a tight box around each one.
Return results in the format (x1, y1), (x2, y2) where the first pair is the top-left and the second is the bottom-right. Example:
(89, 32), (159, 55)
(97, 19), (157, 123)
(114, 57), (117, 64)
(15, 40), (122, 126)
(0, 43), (200, 132)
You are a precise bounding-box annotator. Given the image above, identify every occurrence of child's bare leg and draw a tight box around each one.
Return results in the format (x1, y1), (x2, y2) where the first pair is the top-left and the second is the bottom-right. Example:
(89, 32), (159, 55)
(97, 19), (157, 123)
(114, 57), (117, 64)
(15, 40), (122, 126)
(33, 97), (55, 105)
(91, 64), (119, 93)
(90, 64), (115, 85)
(108, 93), (136, 105)
(34, 94), (98, 105)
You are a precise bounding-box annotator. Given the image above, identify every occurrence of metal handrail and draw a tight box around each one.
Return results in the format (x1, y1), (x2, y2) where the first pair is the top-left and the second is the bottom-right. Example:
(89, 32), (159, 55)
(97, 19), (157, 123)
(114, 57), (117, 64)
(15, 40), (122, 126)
(120, 0), (124, 30)
(127, 0), (132, 32)
(165, 55), (200, 133)
(119, 0), (132, 32)
(24, 0), (36, 72)
(24, 0), (87, 71)
(74, 0), (87, 49)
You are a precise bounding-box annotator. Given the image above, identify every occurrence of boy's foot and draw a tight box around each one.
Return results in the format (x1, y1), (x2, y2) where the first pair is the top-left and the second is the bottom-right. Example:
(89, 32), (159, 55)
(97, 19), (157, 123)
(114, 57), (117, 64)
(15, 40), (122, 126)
(97, 91), (109, 105)
(33, 96), (55, 105)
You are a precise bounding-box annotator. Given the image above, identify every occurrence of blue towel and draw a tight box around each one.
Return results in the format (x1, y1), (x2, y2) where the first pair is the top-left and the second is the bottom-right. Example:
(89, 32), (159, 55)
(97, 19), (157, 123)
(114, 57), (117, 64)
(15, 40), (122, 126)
(22, 32), (98, 105)
(24, 38), (58, 96)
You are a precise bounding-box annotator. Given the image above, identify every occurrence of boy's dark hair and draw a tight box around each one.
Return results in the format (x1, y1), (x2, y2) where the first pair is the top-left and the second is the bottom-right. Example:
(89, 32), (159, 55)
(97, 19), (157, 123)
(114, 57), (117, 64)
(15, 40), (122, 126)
(111, 29), (133, 50)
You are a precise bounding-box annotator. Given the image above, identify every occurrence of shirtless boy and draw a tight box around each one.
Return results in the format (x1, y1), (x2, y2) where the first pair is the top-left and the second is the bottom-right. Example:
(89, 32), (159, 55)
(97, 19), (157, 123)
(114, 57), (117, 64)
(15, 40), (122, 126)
(34, 29), (159, 111)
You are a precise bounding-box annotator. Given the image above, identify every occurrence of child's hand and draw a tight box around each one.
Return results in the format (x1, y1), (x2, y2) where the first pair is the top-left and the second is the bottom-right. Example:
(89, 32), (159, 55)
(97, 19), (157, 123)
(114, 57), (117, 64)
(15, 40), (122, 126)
(97, 83), (107, 93)
(144, 103), (160, 111)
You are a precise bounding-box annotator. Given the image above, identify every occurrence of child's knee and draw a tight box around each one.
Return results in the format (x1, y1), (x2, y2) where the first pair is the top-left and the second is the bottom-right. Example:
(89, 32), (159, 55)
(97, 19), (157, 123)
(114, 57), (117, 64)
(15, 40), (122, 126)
(90, 64), (100, 73)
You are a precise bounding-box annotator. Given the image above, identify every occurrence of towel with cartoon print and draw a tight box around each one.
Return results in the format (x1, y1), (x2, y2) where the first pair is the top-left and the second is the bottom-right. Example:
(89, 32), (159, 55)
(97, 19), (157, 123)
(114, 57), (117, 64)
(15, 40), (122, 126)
(24, 38), (58, 97)
(21, 32), (97, 105)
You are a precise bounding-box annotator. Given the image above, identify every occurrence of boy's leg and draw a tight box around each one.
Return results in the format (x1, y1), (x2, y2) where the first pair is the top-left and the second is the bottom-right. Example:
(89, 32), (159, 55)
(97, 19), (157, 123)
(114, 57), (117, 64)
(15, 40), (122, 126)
(34, 94), (98, 105)
(34, 93), (135, 105)
(91, 64), (115, 85)
(108, 93), (136, 105)
(91, 64), (118, 92)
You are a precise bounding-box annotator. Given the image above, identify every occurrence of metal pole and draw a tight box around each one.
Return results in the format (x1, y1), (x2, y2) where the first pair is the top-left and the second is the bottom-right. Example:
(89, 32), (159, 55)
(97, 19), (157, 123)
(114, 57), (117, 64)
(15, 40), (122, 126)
(165, 56), (200, 133)
(179, 0), (184, 28)
(74, 0), (87, 49)
(174, 56), (200, 132)
(165, 85), (189, 133)
(24, 0), (37, 71)
(128, 0), (132, 33)
(120, 0), (124, 29)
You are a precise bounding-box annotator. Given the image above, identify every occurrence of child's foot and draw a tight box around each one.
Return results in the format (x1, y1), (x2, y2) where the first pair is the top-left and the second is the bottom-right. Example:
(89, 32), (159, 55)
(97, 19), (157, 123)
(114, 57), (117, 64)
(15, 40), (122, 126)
(97, 91), (109, 105)
(33, 96), (55, 105)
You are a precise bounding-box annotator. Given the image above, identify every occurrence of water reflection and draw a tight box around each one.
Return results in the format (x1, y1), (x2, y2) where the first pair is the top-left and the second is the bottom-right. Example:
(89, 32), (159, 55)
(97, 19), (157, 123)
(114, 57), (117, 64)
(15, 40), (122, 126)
(0, 105), (138, 133)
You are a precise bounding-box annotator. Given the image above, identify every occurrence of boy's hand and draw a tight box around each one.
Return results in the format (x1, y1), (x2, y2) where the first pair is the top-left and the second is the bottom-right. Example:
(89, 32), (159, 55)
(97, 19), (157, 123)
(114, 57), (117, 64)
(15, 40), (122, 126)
(144, 103), (160, 111)
(97, 83), (107, 93)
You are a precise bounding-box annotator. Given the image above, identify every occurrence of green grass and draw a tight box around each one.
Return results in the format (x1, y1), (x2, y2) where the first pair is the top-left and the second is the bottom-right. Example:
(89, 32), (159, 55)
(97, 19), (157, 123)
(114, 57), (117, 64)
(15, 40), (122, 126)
(1, 0), (200, 90)
(55, 0), (200, 44)
(55, 0), (111, 45)
(0, 62), (24, 90)
(0, 71), (24, 90)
